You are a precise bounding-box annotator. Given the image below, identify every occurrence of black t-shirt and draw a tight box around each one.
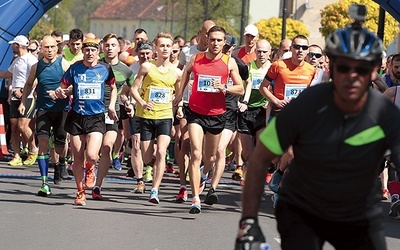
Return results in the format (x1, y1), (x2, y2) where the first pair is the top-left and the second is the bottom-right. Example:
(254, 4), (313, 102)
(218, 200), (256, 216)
(261, 83), (400, 221)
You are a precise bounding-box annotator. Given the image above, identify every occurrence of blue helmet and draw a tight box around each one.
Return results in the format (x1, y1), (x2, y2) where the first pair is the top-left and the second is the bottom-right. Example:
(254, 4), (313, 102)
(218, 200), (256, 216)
(324, 25), (383, 64)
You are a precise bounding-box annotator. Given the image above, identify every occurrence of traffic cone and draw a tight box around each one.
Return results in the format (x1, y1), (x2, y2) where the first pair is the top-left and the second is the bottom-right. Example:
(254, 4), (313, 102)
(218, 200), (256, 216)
(0, 104), (9, 159)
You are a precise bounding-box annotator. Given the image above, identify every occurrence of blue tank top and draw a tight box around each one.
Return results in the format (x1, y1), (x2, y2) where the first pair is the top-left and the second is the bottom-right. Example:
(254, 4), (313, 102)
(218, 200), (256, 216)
(36, 56), (70, 111)
(61, 61), (115, 115)
(385, 74), (400, 88)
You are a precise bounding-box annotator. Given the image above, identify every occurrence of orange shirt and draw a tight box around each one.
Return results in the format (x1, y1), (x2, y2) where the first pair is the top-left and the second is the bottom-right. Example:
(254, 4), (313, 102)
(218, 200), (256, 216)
(237, 46), (256, 64)
(265, 59), (316, 100)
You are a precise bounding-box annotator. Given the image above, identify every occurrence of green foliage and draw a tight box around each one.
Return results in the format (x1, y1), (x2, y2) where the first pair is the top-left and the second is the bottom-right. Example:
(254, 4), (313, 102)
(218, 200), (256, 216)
(320, 0), (399, 47)
(255, 17), (310, 48)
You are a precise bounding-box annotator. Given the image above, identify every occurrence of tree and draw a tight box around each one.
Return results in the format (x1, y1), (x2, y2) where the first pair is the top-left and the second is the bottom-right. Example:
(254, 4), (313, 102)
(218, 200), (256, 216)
(320, 0), (399, 48)
(254, 17), (310, 48)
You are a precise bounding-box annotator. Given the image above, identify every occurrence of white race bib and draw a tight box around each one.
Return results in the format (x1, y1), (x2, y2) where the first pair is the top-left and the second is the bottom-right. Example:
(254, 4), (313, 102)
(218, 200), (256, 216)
(251, 74), (264, 90)
(284, 84), (307, 100)
(149, 87), (171, 103)
(78, 83), (101, 100)
(105, 112), (114, 125)
(197, 74), (221, 93)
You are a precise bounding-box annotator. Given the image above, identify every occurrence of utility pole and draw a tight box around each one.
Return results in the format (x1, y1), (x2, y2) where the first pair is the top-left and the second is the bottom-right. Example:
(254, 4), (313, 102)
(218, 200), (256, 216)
(282, 0), (288, 40)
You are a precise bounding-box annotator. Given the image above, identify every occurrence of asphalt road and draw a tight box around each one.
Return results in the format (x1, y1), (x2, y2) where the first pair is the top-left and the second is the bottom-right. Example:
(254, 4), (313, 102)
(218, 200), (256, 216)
(0, 160), (399, 250)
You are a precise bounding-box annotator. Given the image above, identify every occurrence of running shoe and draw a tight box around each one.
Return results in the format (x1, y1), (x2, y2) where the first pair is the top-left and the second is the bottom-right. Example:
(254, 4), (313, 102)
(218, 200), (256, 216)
(226, 161), (236, 171)
(91, 186), (103, 200)
(112, 157), (122, 171)
(143, 166), (153, 183)
(232, 166), (244, 181)
(174, 169), (180, 178)
(148, 189), (159, 204)
(53, 163), (62, 185)
(199, 166), (208, 194)
(67, 162), (74, 176)
(133, 181), (146, 194)
(265, 173), (272, 185)
(85, 166), (96, 189)
(126, 167), (134, 178)
(8, 156), (23, 166)
(175, 186), (188, 203)
(189, 200), (201, 214)
(165, 162), (174, 173)
(23, 152), (38, 166)
(37, 183), (51, 197)
(21, 147), (29, 157)
(204, 187), (218, 205)
(382, 189), (389, 200)
(74, 190), (86, 206)
(59, 162), (70, 180)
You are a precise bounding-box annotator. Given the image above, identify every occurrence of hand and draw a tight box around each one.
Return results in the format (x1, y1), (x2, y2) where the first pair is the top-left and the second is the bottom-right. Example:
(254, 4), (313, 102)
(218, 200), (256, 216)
(172, 94), (182, 107)
(12, 89), (23, 99)
(176, 106), (184, 119)
(108, 107), (119, 122)
(124, 103), (134, 118)
(238, 102), (248, 112)
(17, 103), (25, 116)
(235, 218), (266, 250)
(46, 90), (58, 100)
(55, 87), (68, 99)
(273, 99), (290, 109)
(143, 100), (154, 111)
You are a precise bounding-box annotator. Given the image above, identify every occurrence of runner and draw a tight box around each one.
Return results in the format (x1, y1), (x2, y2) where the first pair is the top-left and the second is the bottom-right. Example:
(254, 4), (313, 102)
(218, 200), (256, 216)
(235, 19), (394, 250)
(18, 36), (70, 195)
(55, 38), (117, 206)
(174, 26), (244, 214)
(131, 32), (181, 204)
(63, 28), (84, 64)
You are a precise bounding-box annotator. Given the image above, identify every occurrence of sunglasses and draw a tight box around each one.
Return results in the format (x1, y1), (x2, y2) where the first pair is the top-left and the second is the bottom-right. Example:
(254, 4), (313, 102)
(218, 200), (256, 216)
(335, 64), (372, 76)
(172, 49), (180, 53)
(292, 44), (309, 50)
(28, 48), (37, 53)
(308, 52), (322, 58)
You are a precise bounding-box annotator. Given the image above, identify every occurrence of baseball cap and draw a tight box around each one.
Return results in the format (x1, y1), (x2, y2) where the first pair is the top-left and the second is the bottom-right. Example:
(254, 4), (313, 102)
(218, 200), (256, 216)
(8, 35), (29, 46)
(225, 33), (236, 47)
(244, 24), (258, 37)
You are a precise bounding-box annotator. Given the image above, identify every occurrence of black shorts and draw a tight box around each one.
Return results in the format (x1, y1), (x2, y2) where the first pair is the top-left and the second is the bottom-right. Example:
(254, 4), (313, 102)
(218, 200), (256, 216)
(276, 200), (386, 250)
(185, 106), (225, 135)
(139, 118), (172, 141)
(10, 98), (35, 119)
(173, 107), (180, 126)
(36, 110), (68, 146)
(237, 107), (266, 136)
(129, 115), (141, 135)
(105, 110), (120, 132)
(65, 110), (106, 135)
(223, 108), (238, 132)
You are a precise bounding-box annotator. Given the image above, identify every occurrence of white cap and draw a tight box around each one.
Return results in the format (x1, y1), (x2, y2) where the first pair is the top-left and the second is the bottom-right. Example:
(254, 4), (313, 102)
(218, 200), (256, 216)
(282, 51), (292, 59)
(8, 35), (29, 46)
(243, 24), (258, 37)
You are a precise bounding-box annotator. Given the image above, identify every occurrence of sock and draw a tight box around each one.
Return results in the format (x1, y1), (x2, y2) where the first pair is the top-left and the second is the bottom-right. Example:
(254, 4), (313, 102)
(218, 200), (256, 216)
(31, 147), (39, 153)
(137, 177), (143, 183)
(14, 153), (20, 159)
(112, 152), (118, 159)
(38, 153), (49, 178)
(193, 195), (200, 203)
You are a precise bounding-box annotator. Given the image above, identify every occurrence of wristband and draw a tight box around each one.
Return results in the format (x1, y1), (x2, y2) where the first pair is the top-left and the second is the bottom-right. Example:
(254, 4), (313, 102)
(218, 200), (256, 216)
(242, 101), (248, 105)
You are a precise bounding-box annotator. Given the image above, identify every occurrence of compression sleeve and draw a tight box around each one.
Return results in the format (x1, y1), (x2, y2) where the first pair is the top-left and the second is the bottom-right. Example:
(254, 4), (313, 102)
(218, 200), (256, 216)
(259, 117), (284, 156)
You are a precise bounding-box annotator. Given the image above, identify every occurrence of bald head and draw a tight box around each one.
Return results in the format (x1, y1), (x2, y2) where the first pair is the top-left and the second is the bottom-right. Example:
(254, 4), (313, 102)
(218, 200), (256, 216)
(41, 35), (58, 61)
(198, 20), (216, 49)
(256, 39), (271, 64)
(202, 20), (216, 33)
(279, 38), (292, 58)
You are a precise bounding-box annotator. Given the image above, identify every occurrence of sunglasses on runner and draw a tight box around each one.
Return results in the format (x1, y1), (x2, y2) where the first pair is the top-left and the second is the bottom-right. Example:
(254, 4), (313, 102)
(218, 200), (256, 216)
(335, 64), (372, 76)
(292, 44), (309, 50)
(172, 49), (180, 53)
(308, 52), (322, 58)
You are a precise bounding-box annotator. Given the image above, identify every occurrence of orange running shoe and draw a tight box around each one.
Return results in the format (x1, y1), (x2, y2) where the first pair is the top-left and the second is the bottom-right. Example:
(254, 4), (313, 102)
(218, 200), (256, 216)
(85, 166), (96, 189)
(74, 190), (86, 206)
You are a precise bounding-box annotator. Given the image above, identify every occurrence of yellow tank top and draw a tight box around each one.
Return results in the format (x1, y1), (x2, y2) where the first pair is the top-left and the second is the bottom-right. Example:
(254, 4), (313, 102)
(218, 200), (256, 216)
(63, 48), (83, 64)
(136, 63), (176, 119)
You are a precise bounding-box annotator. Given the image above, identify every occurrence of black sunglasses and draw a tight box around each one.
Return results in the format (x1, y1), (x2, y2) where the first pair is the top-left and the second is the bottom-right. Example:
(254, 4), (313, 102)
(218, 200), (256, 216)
(28, 48), (37, 53)
(292, 44), (309, 50)
(335, 65), (372, 76)
(308, 52), (322, 58)
(172, 49), (180, 53)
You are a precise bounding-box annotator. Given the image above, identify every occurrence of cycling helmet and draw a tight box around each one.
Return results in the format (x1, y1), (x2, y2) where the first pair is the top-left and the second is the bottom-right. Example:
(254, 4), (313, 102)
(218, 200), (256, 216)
(324, 25), (383, 64)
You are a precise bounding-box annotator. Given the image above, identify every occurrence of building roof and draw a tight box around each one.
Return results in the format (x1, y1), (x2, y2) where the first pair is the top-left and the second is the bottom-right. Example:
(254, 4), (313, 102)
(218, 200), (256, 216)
(91, 0), (179, 21)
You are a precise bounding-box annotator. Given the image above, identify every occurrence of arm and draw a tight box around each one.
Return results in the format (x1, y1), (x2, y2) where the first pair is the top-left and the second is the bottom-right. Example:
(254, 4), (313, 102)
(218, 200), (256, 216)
(225, 57), (244, 96)
(0, 70), (12, 79)
(383, 86), (396, 102)
(108, 82), (118, 121)
(18, 63), (37, 115)
(259, 78), (289, 109)
(373, 75), (388, 93)
(131, 62), (151, 109)
(173, 55), (194, 107)
(238, 78), (253, 112)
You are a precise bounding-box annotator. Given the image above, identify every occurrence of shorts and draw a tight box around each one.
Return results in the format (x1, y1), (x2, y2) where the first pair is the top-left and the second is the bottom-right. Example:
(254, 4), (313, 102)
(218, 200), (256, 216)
(36, 110), (68, 147)
(105, 110), (120, 132)
(223, 108), (238, 132)
(129, 115), (141, 135)
(139, 118), (172, 141)
(65, 110), (106, 135)
(185, 106), (225, 135)
(276, 200), (386, 250)
(173, 107), (180, 126)
(237, 107), (267, 136)
(10, 98), (35, 119)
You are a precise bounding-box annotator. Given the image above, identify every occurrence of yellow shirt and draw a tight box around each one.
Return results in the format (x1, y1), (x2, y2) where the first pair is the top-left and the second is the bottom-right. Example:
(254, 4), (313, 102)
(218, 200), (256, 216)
(136, 63), (176, 119)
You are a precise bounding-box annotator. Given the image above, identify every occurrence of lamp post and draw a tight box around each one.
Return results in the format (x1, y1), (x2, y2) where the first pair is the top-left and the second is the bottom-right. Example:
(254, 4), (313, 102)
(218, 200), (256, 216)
(53, 4), (59, 28)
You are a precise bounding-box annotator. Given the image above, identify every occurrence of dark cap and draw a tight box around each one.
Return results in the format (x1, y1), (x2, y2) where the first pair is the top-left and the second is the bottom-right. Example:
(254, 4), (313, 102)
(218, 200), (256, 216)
(225, 33), (236, 47)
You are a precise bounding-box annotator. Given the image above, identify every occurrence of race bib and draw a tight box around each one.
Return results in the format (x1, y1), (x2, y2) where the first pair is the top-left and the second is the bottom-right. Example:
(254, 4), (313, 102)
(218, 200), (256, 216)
(284, 84), (307, 100)
(149, 87), (171, 103)
(251, 74), (264, 90)
(105, 112), (114, 125)
(78, 83), (101, 100)
(197, 74), (221, 93)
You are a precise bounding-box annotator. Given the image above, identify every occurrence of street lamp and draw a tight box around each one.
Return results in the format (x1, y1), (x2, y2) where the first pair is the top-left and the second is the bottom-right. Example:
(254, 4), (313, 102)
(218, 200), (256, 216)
(53, 4), (59, 28)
